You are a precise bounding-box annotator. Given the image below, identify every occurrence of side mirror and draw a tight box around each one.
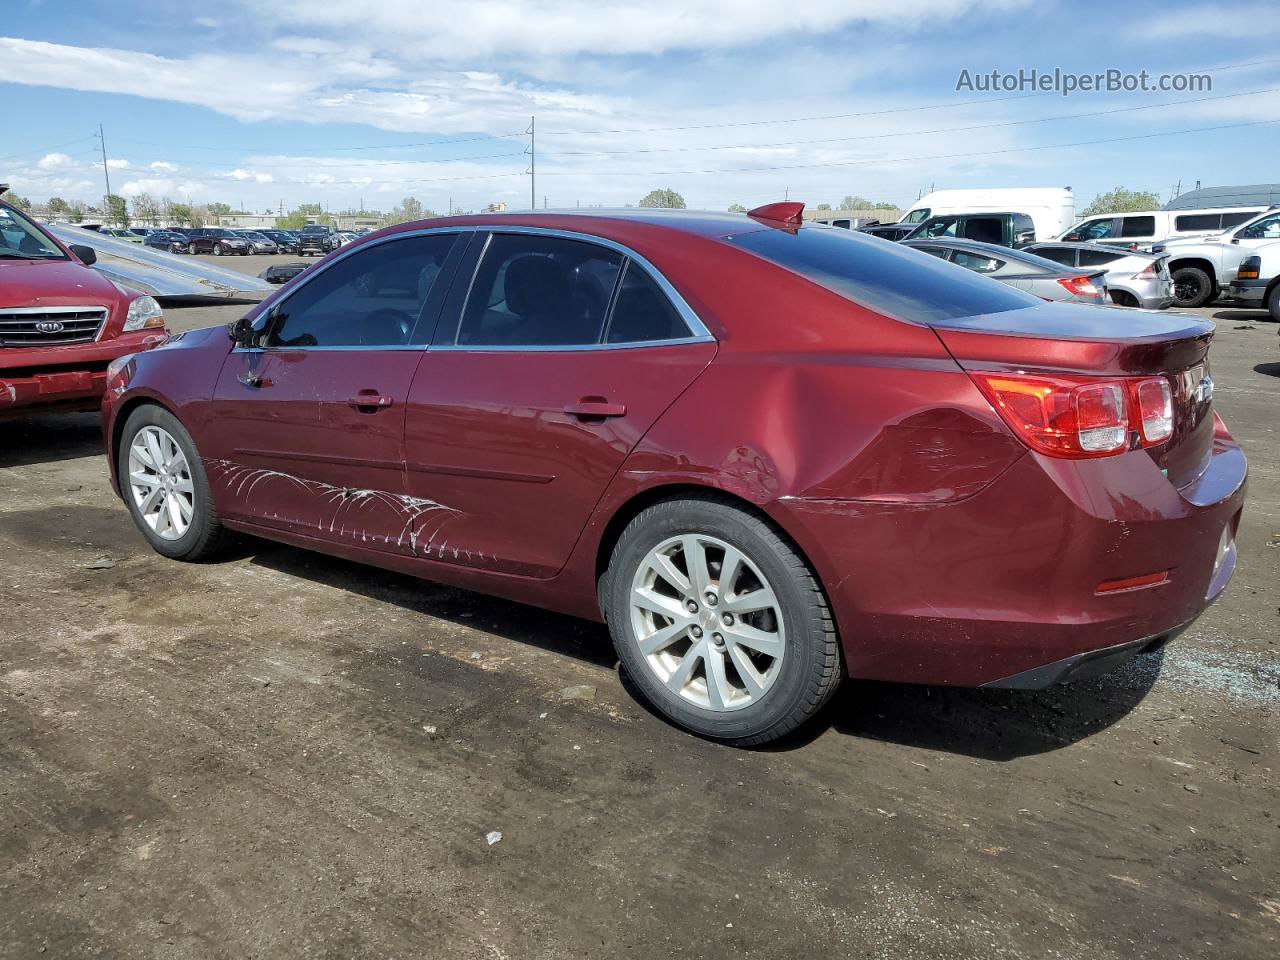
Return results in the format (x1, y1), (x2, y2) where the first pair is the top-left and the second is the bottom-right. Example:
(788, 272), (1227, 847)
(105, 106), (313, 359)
(230, 309), (272, 347)
(1063, 234), (1079, 242)
(69, 243), (97, 265)
(1231, 237), (1240, 244)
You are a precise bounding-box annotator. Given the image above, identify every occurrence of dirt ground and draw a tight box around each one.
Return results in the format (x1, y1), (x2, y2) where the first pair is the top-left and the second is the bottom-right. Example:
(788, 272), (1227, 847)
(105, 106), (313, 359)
(2, 253), (1277, 959)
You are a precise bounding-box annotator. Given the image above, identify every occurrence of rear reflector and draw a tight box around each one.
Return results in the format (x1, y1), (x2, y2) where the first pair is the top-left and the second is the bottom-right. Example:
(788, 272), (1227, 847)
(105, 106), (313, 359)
(1095, 571), (1170, 595)
(972, 372), (1178, 459)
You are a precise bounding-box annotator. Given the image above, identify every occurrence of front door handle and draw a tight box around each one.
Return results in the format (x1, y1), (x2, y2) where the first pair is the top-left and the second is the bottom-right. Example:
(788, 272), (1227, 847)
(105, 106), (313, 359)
(238, 372), (268, 388)
(564, 400), (627, 420)
(349, 393), (395, 410)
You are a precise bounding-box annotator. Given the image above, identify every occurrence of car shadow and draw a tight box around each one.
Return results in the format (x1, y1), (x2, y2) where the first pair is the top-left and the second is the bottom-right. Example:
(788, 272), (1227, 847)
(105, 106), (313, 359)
(1212, 308), (1274, 324)
(1254, 361), (1280, 378)
(0, 412), (104, 467)
(244, 536), (1160, 760)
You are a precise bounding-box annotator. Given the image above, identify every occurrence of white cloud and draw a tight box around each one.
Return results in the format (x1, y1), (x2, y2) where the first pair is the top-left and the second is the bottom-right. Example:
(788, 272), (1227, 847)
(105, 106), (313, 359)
(1142, 3), (1280, 39)
(256, 0), (1028, 59)
(37, 152), (75, 170)
(106, 158), (130, 169)
(149, 160), (178, 172)
(194, 16), (220, 29)
(223, 169), (275, 183)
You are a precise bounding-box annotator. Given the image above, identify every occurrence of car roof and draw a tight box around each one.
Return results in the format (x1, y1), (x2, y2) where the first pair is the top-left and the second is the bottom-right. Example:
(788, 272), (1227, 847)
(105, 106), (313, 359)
(1026, 241), (1159, 258)
(386, 208), (769, 241)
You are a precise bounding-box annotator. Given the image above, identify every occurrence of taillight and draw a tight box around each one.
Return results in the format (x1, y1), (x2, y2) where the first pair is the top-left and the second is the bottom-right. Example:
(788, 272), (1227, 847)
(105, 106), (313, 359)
(973, 372), (1176, 459)
(1058, 275), (1102, 298)
(1135, 261), (1158, 278)
(1135, 377), (1172, 444)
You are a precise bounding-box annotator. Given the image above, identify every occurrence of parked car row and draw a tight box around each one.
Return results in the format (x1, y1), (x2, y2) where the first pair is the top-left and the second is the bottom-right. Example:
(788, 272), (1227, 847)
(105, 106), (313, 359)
(94, 225), (365, 257)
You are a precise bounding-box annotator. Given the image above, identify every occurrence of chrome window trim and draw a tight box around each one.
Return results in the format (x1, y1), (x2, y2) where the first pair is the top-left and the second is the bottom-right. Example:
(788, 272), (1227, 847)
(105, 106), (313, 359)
(438, 225), (714, 352)
(233, 223), (715, 354)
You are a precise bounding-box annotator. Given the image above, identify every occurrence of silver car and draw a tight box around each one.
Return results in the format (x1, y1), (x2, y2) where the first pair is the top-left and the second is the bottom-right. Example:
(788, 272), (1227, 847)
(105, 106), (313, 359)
(902, 237), (1109, 305)
(233, 230), (279, 255)
(1024, 242), (1173, 309)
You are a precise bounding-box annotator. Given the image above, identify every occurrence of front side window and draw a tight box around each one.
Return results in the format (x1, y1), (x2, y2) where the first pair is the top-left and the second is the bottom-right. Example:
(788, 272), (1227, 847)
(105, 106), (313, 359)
(902, 208), (930, 224)
(728, 225), (1039, 324)
(1074, 218), (1116, 240)
(266, 233), (457, 348)
(456, 234), (624, 346)
(0, 204), (68, 260)
(1219, 211), (1256, 229)
(1236, 212), (1280, 240)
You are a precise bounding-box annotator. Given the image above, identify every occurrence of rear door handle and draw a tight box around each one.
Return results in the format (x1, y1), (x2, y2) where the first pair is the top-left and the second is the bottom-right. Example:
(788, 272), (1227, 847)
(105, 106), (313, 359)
(348, 393), (395, 410)
(564, 400), (627, 419)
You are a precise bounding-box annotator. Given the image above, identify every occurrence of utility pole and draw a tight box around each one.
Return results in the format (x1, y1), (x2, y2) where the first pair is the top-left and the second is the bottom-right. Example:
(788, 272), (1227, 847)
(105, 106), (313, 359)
(95, 124), (112, 215)
(526, 115), (536, 211)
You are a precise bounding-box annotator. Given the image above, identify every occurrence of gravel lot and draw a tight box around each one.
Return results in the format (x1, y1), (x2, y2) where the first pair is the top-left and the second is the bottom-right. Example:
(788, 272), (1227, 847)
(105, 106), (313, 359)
(2, 253), (1277, 959)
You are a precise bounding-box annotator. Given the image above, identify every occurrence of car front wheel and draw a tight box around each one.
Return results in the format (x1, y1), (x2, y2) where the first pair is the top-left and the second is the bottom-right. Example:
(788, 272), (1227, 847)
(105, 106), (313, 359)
(213, 243), (224, 256)
(118, 405), (230, 561)
(604, 495), (841, 745)
(1268, 283), (1280, 323)
(1172, 266), (1213, 307)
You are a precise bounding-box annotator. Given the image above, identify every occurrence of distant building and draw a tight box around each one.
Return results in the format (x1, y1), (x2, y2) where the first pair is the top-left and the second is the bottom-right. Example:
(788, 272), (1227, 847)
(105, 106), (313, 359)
(218, 214), (278, 229)
(1164, 184), (1280, 210)
(804, 207), (902, 227)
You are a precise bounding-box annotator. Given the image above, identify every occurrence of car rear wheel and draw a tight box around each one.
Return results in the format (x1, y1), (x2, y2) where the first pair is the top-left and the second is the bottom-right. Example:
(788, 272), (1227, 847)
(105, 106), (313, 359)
(604, 495), (841, 745)
(1172, 266), (1213, 308)
(119, 405), (231, 562)
(1268, 283), (1280, 323)
(213, 243), (224, 256)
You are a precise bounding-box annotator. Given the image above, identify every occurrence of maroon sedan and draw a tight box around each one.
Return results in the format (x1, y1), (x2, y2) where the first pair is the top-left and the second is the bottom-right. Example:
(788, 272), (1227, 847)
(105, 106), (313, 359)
(101, 203), (1245, 744)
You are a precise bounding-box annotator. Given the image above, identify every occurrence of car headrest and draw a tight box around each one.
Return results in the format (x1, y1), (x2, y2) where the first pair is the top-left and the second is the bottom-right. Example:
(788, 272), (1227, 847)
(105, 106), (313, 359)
(504, 255), (570, 318)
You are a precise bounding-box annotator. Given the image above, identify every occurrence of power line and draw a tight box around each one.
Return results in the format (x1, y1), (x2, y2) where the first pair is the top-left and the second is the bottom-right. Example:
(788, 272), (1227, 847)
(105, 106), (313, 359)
(107, 150), (529, 170)
(107, 131), (529, 153)
(535, 118), (1280, 177)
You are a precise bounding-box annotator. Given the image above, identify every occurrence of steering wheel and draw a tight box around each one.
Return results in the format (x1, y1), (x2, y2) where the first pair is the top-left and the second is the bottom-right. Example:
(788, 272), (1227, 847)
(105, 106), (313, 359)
(363, 308), (416, 344)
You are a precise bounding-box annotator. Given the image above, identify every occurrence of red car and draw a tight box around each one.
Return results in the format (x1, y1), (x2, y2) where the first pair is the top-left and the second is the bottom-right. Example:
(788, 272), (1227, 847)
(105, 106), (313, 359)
(101, 203), (1246, 744)
(1, 192), (168, 418)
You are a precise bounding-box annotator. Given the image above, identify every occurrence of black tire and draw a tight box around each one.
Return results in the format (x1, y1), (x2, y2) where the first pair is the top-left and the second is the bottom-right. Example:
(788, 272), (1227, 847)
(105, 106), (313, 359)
(169, 243), (180, 254)
(1268, 283), (1280, 323)
(1172, 265), (1214, 308)
(603, 494), (841, 745)
(213, 243), (224, 256)
(1109, 290), (1137, 308)
(117, 404), (232, 562)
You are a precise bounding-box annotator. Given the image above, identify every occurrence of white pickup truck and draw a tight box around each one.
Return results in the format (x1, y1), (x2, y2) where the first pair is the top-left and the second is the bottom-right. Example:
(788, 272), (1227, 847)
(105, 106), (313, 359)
(1225, 240), (1280, 320)
(1161, 207), (1280, 307)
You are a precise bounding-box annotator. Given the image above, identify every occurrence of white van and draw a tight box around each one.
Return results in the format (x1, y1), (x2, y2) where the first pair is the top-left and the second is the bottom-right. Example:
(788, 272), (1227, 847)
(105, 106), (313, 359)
(1057, 207), (1266, 245)
(899, 187), (1075, 242)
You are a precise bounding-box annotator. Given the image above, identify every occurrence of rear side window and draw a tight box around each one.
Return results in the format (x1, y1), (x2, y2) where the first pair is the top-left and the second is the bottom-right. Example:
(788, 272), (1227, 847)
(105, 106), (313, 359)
(728, 226), (1038, 324)
(1175, 213), (1220, 231)
(1031, 247), (1077, 266)
(605, 263), (690, 343)
(267, 233), (457, 347)
(1119, 216), (1156, 237)
(1079, 249), (1123, 266)
(457, 234), (623, 346)
(950, 250), (1003, 273)
(1219, 211), (1256, 228)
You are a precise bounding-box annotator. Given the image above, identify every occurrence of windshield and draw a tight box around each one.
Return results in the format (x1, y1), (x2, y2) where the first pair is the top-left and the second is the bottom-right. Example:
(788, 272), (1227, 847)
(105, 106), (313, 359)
(727, 225), (1038, 324)
(0, 204), (69, 260)
(902, 208), (929, 224)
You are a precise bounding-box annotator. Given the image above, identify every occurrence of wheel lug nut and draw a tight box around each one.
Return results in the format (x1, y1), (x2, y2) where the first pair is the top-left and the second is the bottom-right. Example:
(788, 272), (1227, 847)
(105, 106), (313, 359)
(712, 633), (724, 646)
(722, 613), (734, 626)
(685, 599), (698, 613)
(690, 625), (703, 638)
(705, 593), (717, 606)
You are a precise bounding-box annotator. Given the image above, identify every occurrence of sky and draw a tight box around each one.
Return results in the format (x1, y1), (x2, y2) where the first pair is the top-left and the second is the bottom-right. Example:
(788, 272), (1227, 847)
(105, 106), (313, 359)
(2, 0), (1278, 216)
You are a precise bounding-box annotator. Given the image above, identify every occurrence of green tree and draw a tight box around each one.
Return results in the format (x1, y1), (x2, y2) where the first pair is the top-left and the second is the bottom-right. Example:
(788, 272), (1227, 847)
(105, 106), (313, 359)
(68, 203), (86, 223)
(278, 209), (309, 229)
(1081, 187), (1161, 217)
(815, 202), (832, 211)
(46, 197), (70, 217)
(131, 192), (160, 225)
(639, 188), (686, 209)
(5, 193), (32, 211)
(839, 195), (871, 210)
(872, 201), (899, 210)
(105, 194), (129, 227)
(728, 203), (747, 212)
(206, 202), (232, 217)
(166, 202), (194, 226)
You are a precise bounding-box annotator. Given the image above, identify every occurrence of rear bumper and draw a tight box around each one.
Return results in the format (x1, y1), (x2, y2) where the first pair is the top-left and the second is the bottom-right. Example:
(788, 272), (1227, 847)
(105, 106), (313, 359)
(774, 430), (1246, 688)
(0, 331), (167, 417)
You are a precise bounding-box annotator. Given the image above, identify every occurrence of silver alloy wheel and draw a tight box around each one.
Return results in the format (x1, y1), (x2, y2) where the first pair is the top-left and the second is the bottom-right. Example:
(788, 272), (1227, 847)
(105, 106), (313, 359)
(629, 533), (786, 712)
(127, 425), (195, 541)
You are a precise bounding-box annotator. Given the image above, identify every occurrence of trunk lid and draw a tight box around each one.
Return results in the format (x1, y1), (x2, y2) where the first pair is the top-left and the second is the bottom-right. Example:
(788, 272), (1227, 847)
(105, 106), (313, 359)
(931, 301), (1217, 487)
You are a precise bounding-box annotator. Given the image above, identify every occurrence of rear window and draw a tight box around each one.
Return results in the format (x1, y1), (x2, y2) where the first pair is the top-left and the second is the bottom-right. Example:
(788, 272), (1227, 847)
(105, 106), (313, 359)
(727, 227), (1038, 324)
(1119, 216), (1155, 237)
